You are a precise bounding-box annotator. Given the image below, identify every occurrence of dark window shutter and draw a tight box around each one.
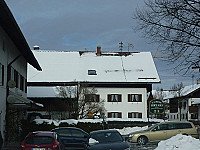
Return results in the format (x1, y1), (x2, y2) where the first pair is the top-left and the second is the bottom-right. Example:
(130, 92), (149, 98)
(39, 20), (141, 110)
(118, 112), (122, 118)
(7, 66), (11, 81)
(139, 95), (142, 102)
(128, 94), (131, 102)
(2, 65), (4, 86)
(96, 95), (100, 102)
(138, 113), (142, 118)
(108, 95), (111, 102)
(20, 75), (23, 91)
(25, 79), (27, 93)
(14, 70), (18, 88)
(118, 95), (122, 102)
(128, 112), (132, 118)
(108, 112), (112, 118)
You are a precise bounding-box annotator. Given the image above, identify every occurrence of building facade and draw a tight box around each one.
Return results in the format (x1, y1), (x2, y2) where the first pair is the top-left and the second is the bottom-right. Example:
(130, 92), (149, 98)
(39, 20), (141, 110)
(166, 84), (200, 122)
(0, 0), (41, 143)
(27, 47), (160, 120)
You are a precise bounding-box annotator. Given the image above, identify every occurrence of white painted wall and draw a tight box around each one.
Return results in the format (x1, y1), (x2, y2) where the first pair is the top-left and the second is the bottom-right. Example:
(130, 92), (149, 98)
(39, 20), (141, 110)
(0, 26), (27, 139)
(96, 87), (147, 119)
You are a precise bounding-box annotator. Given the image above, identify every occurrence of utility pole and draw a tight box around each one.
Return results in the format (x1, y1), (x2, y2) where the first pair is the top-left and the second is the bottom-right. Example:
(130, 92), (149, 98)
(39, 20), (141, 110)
(119, 41), (123, 52)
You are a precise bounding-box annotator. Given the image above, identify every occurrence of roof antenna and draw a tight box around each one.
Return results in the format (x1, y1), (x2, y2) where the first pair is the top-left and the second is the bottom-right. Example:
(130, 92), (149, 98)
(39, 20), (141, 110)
(119, 41), (123, 52)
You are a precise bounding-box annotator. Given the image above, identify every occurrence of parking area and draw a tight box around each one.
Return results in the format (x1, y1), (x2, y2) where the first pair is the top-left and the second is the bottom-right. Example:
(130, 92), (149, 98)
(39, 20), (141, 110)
(128, 142), (158, 150)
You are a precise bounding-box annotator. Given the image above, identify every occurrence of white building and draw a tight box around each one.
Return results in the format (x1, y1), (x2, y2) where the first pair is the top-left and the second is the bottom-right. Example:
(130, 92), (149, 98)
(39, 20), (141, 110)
(27, 47), (160, 120)
(165, 83), (200, 122)
(0, 0), (41, 142)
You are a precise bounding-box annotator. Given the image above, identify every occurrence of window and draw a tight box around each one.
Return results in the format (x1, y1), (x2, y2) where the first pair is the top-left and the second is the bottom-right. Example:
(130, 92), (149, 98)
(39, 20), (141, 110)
(155, 124), (168, 131)
(168, 124), (177, 130)
(20, 75), (24, 91)
(107, 94), (122, 102)
(88, 70), (97, 75)
(191, 113), (198, 119)
(25, 136), (54, 145)
(128, 112), (142, 118)
(183, 102), (186, 109)
(128, 94), (142, 102)
(180, 123), (192, 129)
(14, 70), (18, 88)
(85, 94), (100, 102)
(71, 129), (87, 138)
(0, 63), (4, 86)
(107, 112), (122, 118)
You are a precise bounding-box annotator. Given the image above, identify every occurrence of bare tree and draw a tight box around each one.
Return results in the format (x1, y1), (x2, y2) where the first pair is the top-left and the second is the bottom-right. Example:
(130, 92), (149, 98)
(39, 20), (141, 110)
(134, 0), (200, 74)
(56, 83), (105, 119)
(170, 82), (184, 97)
(153, 87), (167, 100)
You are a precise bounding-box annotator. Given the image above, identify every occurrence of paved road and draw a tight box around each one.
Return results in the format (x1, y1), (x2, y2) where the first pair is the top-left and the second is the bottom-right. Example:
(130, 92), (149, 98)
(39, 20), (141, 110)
(129, 142), (158, 150)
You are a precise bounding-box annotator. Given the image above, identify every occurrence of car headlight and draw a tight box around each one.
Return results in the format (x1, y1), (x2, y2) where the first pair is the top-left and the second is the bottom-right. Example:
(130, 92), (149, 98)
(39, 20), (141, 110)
(128, 133), (135, 137)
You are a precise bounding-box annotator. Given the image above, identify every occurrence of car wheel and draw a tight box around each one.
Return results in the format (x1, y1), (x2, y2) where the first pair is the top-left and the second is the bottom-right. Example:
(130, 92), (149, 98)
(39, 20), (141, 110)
(137, 136), (148, 145)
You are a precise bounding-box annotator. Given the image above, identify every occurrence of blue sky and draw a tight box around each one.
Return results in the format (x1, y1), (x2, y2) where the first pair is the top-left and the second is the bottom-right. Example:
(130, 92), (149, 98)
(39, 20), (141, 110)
(5, 0), (198, 90)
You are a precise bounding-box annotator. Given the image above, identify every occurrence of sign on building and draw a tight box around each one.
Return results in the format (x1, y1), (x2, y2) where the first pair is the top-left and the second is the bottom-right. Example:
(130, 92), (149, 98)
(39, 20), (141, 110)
(149, 99), (165, 114)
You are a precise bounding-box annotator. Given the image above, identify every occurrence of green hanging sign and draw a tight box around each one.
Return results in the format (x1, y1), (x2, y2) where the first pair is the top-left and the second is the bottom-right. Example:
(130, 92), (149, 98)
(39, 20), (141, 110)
(149, 99), (165, 114)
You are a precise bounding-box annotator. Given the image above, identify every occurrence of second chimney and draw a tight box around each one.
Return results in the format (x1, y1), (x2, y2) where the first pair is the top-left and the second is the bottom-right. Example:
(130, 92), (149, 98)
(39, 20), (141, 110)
(97, 45), (101, 56)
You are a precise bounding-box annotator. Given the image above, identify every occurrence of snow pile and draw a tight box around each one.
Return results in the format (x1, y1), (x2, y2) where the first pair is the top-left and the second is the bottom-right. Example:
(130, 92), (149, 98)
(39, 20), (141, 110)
(89, 138), (99, 144)
(116, 126), (148, 135)
(155, 134), (200, 150)
(34, 118), (162, 126)
(34, 119), (59, 126)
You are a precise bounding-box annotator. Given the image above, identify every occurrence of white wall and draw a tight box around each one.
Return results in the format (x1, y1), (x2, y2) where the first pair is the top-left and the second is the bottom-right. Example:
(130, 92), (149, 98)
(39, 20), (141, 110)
(96, 87), (147, 119)
(0, 26), (27, 139)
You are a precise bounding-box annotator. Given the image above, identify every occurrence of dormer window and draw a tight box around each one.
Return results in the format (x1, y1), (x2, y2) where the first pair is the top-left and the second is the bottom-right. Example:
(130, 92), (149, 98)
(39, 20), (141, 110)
(88, 70), (97, 75)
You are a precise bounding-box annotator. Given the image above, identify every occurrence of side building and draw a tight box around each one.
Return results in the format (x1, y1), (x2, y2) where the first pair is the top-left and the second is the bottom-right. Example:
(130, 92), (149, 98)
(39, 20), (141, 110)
(165, 83), (200, 123)
(0, 0), (42, 144)
(27, 46), (160, 120)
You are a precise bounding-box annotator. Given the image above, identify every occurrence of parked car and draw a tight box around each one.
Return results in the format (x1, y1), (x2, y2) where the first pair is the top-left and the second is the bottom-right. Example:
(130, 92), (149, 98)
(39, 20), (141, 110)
(128, 121), (199, 145)
(52, 127), (89, 150)
(88, 130), (130, 150)
(21, 131), (61, 150)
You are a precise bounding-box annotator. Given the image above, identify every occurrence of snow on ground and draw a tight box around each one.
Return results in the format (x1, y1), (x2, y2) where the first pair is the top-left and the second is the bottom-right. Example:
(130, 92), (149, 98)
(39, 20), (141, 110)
(115, 126), (148, 135)
(34, 118), (162, 126)
(155, 134), (200, 150)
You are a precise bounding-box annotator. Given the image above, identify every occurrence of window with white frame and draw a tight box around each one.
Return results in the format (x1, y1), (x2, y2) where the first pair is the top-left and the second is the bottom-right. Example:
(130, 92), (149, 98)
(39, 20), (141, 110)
(107, 94), (122, 102)
(85, 94), (100, 102)
(88, 70), (97, 75)
(128, 112), (142, 118)
(107, 112), (122, 118)
(128, 94), (142, 102)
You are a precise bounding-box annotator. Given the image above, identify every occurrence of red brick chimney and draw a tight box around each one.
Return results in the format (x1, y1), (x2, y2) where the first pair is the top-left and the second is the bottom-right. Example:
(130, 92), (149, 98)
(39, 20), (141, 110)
(97, 45), (101, 56)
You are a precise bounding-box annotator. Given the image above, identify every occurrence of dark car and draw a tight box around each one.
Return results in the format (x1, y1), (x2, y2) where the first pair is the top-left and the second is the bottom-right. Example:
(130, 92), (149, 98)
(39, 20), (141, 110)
(88, 130), (130, 150)
(21, 131), (61, 150)
(52, 127), (89, 150)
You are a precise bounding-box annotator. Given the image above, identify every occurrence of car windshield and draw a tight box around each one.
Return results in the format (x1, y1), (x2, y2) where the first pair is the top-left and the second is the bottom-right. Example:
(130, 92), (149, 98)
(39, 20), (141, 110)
(144, 124), (158, 131)
(25, 136), (54, 145)
(91, 131), (123, 143)
(55, 129), (71, 136)
(55, 128), (87, 138)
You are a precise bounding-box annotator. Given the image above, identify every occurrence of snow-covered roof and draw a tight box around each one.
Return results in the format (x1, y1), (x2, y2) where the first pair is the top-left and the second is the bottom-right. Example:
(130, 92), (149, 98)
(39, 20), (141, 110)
(192, 98), (200, 105)
(28, 50), (160, 83)
(27, 86), (58, 98)
(27, 86), (76, 98)
(164, 84), (200, 99)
